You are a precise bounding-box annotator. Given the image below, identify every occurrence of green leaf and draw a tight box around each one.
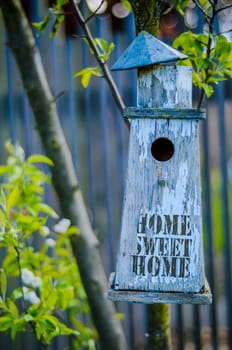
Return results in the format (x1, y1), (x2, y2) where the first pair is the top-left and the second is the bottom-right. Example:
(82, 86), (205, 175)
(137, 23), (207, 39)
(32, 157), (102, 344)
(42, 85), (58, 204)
(32, 15), (51, 33)
(74, 67), (102, 88)
(66, 225), (79, 236)
(205, 5), (212, 15)
(121, 0), (132, 12)
(199, 0), (208, 6)
(22, 314), (34, 322)
(7, 299), (18, 318)
(3, 252), (18, 277)
(94, 38), (115, 62)
(0, 316), (13, 331)
(0, 209), (7, 230)
(202, 83), (214, 98)
(81, 71), (92, 87)
(0, 166), (10, 177)
(95, 38), (108, 53)
(87, 339), (96, 350)
(0, 269), (7, 301)
(6, 186), (20, 213)
(34, 203), (58, 218)
(11, 288), (23, 300)
(50, 14), (65, 38)
(40, 286), (57, 310)
(36, 314), (79, 344)
(114, 312), (125, 320)
(174, 0), (191, 16)
(27, 154), (54, 166)
(20, 217), (47, 234)
(5, 141), (14, 156)
(56, 286), (74, 310)
(16, 215), (35, 225)
(56, 0), (68, 8)
(10, 317), (27, 339)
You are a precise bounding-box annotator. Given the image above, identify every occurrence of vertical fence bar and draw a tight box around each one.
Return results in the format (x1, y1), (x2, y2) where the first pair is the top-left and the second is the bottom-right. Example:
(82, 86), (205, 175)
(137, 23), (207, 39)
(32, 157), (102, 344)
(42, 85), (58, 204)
(176, 305), (184, 350)
(202, 109), (218, 350)
(5, 45), (15, 144)
(81, 37), (97, 230)
(112, 32), (126, 201)
(96, 17), (115, 270)
(215, 81), (232, 349)
(193, 306), (201, 349)
(66, 38), (79, 174)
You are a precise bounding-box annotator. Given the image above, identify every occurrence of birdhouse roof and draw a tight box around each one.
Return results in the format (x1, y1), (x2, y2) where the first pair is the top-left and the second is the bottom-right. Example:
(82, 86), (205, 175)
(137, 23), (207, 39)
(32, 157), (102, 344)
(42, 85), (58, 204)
(111, 31), (187, 71)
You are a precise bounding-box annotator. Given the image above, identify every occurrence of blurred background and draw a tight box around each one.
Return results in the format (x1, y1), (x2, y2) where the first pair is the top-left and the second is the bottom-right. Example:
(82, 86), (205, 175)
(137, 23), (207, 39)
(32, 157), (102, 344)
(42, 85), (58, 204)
(0, 0), (232, 349)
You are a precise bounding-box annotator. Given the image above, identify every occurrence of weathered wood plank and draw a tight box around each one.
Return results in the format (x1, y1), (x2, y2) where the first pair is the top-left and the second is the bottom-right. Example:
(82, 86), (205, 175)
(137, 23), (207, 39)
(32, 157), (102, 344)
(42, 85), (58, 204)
(108, 273), (212, 305)
(123, 107), (206, 120)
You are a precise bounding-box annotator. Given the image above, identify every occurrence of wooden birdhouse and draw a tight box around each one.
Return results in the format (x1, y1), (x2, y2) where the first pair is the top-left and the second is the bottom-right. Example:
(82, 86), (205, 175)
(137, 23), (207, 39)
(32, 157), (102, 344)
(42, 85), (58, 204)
(107, 32), (212, 304)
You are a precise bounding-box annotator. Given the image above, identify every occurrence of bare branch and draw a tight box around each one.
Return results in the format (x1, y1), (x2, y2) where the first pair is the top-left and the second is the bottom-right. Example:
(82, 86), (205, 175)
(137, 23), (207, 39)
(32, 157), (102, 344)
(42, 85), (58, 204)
(192, 0), (211, 24)
(215, 4), (232, 15)
(215, 28), (232, 36)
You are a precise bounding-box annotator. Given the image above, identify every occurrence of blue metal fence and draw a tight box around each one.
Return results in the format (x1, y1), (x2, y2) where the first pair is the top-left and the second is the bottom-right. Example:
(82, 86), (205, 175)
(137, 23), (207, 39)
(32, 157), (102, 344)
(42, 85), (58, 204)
(0, 1), (232, 349)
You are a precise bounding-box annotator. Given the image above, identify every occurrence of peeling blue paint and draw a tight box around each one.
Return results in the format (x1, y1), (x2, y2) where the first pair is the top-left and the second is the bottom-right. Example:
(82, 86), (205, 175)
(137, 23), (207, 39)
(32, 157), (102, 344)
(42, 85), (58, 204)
(111, 31), (187, 71)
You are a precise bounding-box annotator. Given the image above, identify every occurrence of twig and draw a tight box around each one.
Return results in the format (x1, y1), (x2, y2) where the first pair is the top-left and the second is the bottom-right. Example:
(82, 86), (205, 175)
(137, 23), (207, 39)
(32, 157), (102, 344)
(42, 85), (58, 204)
(85, 0), (105, 23)
(15, 246), (50, 350)
(215, 4), (232, 15)
(192, 0), (210, 21)
(14, 245), (26, 312)
(69, 0), (130, 128)
(215, 28), (232, 36)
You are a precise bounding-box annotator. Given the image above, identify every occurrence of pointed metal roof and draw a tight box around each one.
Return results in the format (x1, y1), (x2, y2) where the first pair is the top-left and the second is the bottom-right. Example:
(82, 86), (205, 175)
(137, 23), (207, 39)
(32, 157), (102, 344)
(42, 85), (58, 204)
(111, 31), (187, 71)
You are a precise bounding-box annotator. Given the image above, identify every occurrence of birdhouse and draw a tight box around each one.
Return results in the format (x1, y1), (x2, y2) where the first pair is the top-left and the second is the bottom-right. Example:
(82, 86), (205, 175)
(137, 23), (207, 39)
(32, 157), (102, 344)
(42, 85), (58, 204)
(107, 32), (212, 304)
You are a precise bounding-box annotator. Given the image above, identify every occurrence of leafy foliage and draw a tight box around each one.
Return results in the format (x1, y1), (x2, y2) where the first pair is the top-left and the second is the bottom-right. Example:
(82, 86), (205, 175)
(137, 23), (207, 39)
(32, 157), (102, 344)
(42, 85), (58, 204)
(173, 32), (232, 98)
(173, 1), (232, 101)
(74, 38), (115, 87)
(174, 0), (191, 16)
(32, 0), (68, 37)
(0, 142), (96, 349)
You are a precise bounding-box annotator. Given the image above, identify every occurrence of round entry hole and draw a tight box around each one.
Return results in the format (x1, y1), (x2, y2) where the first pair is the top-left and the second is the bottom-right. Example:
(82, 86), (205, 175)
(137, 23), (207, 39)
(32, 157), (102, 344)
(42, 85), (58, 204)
(151, 137), (174, 162)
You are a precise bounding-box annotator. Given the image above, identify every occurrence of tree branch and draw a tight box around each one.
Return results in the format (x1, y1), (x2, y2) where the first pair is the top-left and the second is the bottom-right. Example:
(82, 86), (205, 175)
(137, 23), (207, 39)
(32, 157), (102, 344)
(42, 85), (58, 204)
(69, 0), (130, 128)
(215, 28), (232, 36)
(129, 0), (160, 35)
(0, 1), (127, 349)
(215, 4), (232, 15)
(192, 0), (211, 25)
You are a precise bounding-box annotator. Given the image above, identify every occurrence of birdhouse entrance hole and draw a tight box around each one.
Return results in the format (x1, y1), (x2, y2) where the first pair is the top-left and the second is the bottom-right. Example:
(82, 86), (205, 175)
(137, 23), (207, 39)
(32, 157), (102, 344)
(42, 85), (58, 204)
(151, 137), (174, 162)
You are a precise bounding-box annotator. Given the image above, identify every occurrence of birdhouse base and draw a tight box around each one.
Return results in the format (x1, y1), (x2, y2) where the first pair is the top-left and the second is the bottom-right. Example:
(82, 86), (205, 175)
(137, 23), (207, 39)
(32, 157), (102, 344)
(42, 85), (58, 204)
(107, 273), (212, 305)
